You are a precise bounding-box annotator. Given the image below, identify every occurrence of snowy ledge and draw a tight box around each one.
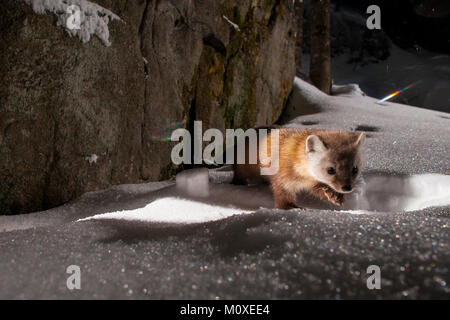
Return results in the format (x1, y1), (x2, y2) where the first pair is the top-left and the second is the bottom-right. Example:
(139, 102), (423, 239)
(24, 0), (121, 46)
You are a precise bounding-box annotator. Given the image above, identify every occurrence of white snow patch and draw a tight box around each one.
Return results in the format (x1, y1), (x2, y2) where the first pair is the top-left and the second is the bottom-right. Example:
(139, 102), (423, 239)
(78, 197), (253, 224)
(23, 0), (121, 46)
(85, 154), (98, 164)
(339, 210), (373, 215)
(222, 15), (240, 31)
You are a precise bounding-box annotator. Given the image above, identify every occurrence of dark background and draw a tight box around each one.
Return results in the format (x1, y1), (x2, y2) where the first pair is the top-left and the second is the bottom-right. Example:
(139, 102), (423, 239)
(335, 0), (450, 54)
(300, 0), (450, 112)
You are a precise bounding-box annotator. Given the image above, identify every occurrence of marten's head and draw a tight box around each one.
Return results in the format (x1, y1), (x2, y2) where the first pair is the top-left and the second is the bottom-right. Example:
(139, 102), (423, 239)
(305, 131), (365, 194)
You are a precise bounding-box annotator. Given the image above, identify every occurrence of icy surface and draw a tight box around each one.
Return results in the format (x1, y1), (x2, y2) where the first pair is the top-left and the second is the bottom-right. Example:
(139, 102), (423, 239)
(23, 0), (121, 46)
(0, 78), (448, 299)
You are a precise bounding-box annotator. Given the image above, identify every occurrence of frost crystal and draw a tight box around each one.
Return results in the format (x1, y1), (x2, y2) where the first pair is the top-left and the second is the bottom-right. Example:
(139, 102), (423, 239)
(23, 0), (121, 46)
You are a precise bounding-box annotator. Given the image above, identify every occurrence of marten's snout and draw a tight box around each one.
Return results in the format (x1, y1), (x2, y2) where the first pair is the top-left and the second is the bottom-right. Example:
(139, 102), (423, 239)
(342, 185), (352, 192)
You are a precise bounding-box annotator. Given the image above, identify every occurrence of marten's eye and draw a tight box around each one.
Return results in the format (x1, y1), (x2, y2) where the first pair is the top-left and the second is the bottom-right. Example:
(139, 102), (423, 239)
(352, 166), (358, 175)
(327, 167), (336, 175)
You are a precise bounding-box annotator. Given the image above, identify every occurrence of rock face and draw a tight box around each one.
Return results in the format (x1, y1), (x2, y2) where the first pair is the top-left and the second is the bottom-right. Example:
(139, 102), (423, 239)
(0, 0), (296, 214)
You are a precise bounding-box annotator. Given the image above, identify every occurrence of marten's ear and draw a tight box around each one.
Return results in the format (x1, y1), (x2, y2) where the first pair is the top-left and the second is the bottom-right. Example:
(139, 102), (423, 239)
(354, 132), (366, 149)
(306, 135), (327, 153)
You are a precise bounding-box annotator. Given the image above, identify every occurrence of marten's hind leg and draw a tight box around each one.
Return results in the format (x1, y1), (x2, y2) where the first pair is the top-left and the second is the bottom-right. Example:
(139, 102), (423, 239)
(232, 162), (263, 185)
(232, 170), (247, 185)
(232, 164), (249, 185)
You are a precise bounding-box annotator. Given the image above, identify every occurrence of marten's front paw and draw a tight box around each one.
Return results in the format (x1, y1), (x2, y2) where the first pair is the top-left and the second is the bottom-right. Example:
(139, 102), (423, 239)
(323, 187), (345, 206)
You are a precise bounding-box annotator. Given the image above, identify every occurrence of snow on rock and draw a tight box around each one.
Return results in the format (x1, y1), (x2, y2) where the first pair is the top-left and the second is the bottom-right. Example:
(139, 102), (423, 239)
(23, 0), (121, 46)
(78, 197), (252, 224)
(84, 154), (98, 164)
(222, 15), (240, 31)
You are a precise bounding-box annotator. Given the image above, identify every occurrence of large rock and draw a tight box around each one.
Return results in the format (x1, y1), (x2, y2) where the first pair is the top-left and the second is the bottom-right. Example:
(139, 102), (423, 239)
(0, 0), (296, 215)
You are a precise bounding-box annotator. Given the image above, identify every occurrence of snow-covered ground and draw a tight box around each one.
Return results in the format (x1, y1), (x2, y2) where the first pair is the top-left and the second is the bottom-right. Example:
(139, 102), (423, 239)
(0, 77), (448, 299)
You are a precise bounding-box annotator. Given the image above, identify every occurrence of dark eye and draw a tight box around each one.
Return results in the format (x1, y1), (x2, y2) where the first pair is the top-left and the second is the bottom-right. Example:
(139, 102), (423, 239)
(327, 167), (336, 175)
(352, 166), (358, 175)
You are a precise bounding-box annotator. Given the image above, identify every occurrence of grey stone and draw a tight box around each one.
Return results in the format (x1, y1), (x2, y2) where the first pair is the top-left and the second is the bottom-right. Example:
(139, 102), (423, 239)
(0, 0), (296, 214)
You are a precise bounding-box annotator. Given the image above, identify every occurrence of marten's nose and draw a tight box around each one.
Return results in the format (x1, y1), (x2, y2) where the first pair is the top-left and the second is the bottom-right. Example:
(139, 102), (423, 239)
(342, 185), (352, 192)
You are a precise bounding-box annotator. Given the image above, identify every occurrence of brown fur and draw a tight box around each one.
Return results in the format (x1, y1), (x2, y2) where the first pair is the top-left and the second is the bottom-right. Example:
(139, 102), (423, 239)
(233, 128), (365, 209)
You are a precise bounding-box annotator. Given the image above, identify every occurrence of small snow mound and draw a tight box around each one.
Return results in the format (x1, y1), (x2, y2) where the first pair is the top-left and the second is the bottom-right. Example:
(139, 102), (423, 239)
(78, 197), (252, 224)
(24, 0), (121, 46)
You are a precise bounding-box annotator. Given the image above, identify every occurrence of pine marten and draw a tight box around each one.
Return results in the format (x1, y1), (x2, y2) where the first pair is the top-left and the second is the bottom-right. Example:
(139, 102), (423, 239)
(232, 128), (366, 209)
